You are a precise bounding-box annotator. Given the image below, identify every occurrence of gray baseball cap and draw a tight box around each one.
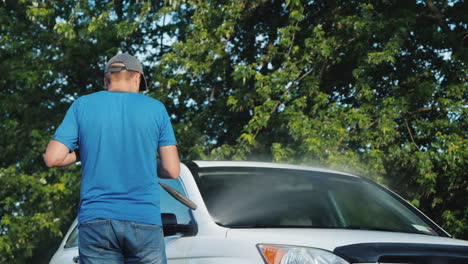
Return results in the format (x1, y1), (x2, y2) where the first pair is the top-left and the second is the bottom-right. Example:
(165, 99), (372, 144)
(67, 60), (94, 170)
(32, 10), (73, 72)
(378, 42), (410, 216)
(105, 53), (148, 91)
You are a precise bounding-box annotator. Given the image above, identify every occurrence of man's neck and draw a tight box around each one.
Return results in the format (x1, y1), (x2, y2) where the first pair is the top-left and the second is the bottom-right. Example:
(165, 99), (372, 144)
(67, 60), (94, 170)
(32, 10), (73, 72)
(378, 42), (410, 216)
(108, 84), (138, 93)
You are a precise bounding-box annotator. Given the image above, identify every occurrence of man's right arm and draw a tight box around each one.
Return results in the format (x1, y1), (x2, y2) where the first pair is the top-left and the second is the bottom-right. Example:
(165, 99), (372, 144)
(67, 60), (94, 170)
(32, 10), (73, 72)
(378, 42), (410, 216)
(44, 140), (80, 167)
(158, 145), (180, 179)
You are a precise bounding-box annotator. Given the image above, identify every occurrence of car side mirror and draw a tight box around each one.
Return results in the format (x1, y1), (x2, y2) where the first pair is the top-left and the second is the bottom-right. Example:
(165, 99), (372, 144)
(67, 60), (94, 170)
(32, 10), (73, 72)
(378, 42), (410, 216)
(162, 213), (195, 237)
(162, 213), (178, 236)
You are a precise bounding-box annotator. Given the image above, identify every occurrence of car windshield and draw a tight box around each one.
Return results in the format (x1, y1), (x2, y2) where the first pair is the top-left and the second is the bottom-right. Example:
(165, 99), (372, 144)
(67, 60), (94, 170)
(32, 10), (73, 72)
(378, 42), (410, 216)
(194, 166), (441, 236)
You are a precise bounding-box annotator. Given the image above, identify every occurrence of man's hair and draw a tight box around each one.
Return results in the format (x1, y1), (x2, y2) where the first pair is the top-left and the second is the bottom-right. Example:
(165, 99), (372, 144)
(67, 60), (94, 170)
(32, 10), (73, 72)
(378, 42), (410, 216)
(104, 62), (139, 85)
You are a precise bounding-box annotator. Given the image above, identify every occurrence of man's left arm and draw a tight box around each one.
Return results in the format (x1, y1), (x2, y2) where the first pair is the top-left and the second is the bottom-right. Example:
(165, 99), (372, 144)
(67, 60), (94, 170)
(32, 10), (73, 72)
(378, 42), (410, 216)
(45, 101), (80, 168)
(44, 140), (80, 167)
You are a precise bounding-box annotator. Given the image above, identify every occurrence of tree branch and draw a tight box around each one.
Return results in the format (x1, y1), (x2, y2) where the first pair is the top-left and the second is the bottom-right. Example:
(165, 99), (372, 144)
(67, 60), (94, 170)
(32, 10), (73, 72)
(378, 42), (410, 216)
(423, 0), (465, 60)
(287, 22), (299, 56)
(405, 119), (420, 151)
(408, 106), (437, 115)
(423, 0), (451, 34)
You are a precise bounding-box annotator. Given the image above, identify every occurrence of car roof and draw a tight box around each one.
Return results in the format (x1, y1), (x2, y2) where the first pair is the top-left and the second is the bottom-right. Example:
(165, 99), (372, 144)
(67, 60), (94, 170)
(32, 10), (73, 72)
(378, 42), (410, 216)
(189, 160), (359, 178)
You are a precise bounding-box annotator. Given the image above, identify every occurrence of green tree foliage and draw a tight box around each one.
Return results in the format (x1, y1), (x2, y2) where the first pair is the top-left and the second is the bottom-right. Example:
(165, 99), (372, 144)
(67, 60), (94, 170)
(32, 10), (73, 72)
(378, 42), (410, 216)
(0, 0), (178, 262)
(0, 0), (466, 262)
(156, 0), (467, 240)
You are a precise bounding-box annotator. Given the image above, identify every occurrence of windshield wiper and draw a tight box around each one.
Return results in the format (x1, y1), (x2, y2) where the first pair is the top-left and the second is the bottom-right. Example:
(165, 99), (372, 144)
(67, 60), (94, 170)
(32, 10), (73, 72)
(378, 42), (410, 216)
(341, 225), (403, 232)
(223, 224), (329, 229)
(217, 223), (432, 235)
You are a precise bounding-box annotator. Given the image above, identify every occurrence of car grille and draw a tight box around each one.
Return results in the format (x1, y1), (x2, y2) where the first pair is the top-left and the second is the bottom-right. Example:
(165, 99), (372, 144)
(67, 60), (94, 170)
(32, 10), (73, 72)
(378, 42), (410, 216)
(350, 263), (415, 264)
(350, 263), (414, 264)
(334, 243), (468, 264)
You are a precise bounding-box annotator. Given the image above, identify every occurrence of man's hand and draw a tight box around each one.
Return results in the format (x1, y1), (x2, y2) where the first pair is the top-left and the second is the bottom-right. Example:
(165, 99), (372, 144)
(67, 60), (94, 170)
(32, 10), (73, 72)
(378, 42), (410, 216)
(158, 145), (180, 179)
(44, 140), (80, 167)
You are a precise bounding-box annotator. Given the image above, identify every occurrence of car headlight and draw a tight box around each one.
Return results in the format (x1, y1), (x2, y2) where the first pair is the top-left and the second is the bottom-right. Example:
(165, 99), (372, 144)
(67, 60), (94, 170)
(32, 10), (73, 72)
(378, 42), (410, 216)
(257, 244), (349, 264)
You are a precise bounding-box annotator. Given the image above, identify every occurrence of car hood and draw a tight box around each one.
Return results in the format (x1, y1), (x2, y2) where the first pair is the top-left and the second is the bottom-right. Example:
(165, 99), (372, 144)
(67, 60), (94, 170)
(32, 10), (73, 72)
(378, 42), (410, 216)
(226, 228), (468, 251)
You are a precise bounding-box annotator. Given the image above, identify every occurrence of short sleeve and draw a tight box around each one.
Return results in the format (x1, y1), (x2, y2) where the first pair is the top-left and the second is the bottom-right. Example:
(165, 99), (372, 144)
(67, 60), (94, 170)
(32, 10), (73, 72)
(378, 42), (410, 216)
(52, 101), (79, 151)
(158, 105), (177, 147)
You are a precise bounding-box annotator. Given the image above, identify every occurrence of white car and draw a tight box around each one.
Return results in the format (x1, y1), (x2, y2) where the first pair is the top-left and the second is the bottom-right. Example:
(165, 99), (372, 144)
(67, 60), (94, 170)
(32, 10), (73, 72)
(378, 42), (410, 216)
(50, 161), (468, 264)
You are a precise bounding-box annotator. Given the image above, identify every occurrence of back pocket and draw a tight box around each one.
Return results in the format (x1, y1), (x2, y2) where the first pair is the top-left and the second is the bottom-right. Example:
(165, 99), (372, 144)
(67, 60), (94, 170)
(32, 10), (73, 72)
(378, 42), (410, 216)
(134, 223), (164, 262)
(79, 219), (110, 257)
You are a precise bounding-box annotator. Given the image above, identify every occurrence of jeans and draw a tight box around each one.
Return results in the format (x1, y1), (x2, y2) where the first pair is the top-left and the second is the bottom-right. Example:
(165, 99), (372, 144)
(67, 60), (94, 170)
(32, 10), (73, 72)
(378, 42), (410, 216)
(79, 218), (167, 264)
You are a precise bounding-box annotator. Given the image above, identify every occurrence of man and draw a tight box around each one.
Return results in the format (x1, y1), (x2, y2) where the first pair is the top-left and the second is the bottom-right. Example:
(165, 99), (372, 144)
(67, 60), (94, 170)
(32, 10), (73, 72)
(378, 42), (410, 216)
(44, 53), (180, 264)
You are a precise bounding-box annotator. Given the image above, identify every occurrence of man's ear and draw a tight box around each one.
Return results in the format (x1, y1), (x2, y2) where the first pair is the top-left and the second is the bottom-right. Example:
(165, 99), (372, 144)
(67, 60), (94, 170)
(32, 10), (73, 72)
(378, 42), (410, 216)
(135, 72), (141, 91)
(104, 78), (109, 90)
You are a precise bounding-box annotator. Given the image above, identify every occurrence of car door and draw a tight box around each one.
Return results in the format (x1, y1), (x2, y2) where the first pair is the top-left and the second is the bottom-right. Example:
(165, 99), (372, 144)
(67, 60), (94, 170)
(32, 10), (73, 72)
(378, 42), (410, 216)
(48, 220), (79, 264)
(160, 177), (195, 264)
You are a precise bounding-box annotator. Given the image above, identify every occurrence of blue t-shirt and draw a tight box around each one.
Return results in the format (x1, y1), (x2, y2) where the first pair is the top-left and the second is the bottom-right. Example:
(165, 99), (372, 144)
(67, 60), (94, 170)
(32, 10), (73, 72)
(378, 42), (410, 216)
(52, 91), (177, 226)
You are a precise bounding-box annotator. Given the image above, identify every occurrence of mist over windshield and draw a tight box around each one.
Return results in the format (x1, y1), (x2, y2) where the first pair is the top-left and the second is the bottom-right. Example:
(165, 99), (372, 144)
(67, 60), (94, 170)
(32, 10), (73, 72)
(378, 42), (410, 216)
(195, 167), (440, 236)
